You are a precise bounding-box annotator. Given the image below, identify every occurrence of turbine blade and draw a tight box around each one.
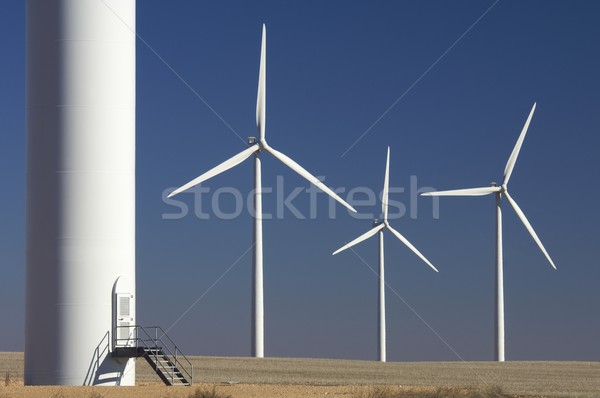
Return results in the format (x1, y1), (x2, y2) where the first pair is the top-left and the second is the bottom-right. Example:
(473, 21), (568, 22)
(333, 224), (385, 255)
(256, 24), (267, 141)
(503, 191), (557, 270)
(503, 103), (536, 185)
(386, 225), (438, 272)
(168, 144), (259, 198)
(420, 186), (501, 196)
(382, 146), (390, 221)
(265, 146), (357, 213)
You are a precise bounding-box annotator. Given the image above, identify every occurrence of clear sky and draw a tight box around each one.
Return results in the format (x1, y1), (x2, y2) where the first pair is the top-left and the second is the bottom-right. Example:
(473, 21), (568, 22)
(1, 0), (599, 362)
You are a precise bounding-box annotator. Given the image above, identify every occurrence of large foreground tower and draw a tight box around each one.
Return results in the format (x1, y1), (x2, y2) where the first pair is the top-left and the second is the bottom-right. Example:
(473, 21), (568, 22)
(25, 0), (136, 385)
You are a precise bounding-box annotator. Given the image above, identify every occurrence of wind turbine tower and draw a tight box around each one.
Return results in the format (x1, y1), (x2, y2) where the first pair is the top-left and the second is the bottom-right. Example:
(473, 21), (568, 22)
(169, 25), (356, 358)
(25, 0), (136, 385)
(333, 147), (438, 362)
(422, 103), (557, 362)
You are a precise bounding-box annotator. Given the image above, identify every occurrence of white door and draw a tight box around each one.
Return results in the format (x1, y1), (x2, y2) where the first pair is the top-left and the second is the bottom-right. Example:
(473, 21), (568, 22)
(116, 293), (135, 347)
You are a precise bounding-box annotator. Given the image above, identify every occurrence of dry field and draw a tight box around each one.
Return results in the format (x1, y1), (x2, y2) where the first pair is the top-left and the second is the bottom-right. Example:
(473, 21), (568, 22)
(1, 352), (599, 398)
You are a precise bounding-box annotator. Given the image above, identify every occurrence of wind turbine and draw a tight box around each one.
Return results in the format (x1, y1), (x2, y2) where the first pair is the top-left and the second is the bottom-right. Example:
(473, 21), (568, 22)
(421, 103), (556, 362)
(332, 147), (438, 362)
(168, 24), (356, 358)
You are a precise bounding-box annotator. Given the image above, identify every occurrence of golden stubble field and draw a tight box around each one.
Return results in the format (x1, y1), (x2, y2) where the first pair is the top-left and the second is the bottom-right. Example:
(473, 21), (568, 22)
(1, 352), (599, 398)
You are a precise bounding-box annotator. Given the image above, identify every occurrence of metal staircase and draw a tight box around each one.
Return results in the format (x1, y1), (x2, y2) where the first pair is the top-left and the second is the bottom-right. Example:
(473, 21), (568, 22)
(114, 325), (193, 386)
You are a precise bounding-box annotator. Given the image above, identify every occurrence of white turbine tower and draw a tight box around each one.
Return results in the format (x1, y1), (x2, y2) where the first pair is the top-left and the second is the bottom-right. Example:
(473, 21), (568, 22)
(421, 103), (557, 362)
(26, 0), (136, 385)
(332, 147), (438, 362)
(169, 24), (356, 358)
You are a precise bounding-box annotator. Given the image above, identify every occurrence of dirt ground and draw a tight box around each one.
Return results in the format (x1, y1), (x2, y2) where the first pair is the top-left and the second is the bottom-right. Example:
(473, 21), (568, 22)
(2, 352), (599, 397)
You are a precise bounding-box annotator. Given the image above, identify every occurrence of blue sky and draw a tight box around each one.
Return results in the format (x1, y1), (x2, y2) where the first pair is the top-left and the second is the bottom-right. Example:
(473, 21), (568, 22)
(1, 0), (599, 362)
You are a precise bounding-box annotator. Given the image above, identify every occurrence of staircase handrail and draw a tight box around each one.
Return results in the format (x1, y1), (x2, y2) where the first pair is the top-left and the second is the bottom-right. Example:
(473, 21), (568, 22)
(114, 325), (193, 384)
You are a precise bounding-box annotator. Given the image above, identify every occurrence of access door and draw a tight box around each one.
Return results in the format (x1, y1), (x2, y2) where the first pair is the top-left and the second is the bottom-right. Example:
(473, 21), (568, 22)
(116, 293), (135, 346)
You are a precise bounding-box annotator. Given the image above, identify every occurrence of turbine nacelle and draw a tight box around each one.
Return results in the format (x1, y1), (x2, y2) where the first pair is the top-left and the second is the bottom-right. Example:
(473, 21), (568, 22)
(247, 136), (268, 151)
(491, 182), (508, 195)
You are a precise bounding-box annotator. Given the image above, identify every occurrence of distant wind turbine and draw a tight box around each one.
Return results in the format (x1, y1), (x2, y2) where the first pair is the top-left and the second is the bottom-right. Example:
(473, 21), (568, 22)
(421, 103), (557, 362)
(168, 24), (356, 358)
(332, 147), (438, 362)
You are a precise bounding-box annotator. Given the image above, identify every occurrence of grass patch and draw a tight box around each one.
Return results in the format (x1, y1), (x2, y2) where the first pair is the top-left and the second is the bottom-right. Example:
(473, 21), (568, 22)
(187, 386), (232, 398)
(354, 385), (513, 398)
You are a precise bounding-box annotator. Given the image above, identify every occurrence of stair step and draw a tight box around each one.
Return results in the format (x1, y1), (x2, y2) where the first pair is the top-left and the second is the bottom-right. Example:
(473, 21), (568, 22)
(135, 328), (193, 386)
